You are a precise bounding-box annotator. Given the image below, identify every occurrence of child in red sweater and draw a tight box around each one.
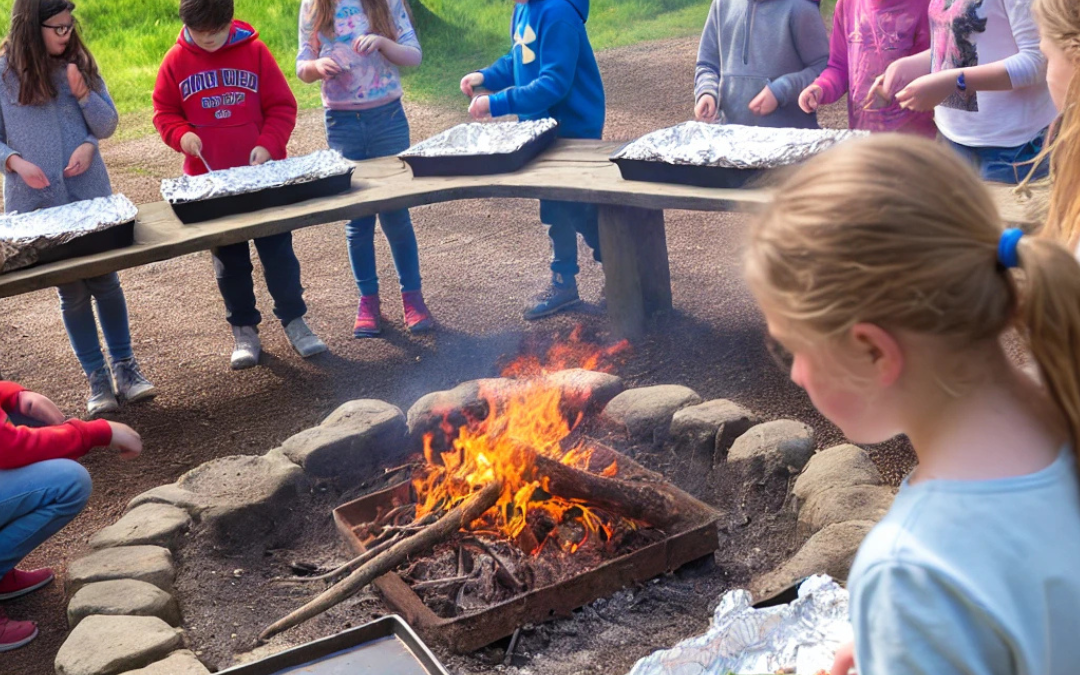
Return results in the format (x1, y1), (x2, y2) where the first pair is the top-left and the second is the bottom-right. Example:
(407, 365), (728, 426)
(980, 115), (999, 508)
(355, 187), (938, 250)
(0, 380), (141, 651)
(152, 0), (327, 370)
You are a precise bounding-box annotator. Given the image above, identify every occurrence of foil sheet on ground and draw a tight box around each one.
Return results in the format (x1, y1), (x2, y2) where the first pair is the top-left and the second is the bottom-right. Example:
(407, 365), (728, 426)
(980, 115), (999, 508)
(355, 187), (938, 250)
(401, 119), (557, 157)
(160, 149), (353, 204)
(0, 194), (138, 273)
(626, 575), (853, 675)
(612, 123), (867, 170)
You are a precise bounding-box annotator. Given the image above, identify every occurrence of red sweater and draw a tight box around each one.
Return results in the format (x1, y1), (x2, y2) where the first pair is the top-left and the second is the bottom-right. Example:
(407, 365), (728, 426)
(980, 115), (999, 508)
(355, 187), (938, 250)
(152, 20), (297, 176)
(0, 382), (112, 470)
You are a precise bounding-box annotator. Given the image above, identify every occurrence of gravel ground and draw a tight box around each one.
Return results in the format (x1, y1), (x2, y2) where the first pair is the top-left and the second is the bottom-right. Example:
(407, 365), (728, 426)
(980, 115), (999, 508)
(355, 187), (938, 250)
(0, 36), (913, 674)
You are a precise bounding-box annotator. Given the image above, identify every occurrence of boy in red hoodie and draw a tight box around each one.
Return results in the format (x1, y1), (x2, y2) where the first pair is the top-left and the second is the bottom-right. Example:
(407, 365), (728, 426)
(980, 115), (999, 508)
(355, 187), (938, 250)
(152, 0), (327, 371)
(0, 380), (141, 651)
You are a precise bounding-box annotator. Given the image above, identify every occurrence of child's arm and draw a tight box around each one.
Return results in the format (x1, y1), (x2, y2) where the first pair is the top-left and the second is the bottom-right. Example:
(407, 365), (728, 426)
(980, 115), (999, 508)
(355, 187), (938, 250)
(0, 381), (114, 469)
(68, 66), (119, 141)
(152, 57), (196, 155)
(354, 0), (422, 68)
(486, 22), (580, 119)
(693, 1), (722, 112)
(476, 53), (515, 95)
(767, 1), (831, 111)
(255, 42), (298, 163)
(811, 0), (850, 107)
(295, 0), (343, 83)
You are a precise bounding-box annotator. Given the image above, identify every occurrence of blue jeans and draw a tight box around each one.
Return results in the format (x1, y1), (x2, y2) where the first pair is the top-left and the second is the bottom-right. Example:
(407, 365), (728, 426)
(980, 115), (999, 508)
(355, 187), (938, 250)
(945, 128), (1050, 184)
(325, 101), (421, 296)
(0, 459), (91, 576)
(540, 200), (602, 278)
(56, 272), (133, 375)
(212, 233), (307, 328)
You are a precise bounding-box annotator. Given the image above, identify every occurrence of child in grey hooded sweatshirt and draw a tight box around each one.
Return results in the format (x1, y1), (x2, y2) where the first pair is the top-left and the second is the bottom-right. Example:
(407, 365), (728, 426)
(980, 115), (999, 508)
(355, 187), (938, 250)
(694, 0), (829, 128)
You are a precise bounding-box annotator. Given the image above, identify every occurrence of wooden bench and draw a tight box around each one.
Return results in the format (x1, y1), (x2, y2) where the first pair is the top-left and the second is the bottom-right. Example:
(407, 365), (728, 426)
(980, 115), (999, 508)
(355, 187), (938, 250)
(0, 139), (1036, 338)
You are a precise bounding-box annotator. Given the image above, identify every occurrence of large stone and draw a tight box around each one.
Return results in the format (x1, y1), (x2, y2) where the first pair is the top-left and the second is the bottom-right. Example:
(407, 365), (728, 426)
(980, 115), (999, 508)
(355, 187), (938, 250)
(797, 485), (895, 537)
(669, 399), (761, 466)
(602, 385), (702, 444)
(281, 399), (407, 481)
(89, 503), (192, 551)
(727, 420), (816, 480)
(541, 368), (625, 413)
(67, 546), (175, 595)
(120, 650), (210, 675)
(54, 615), (180, 675)
(68, 579), (180, 628)
(752, 520), (874, 601)
(406, 378), (507, 444)
(126, 451), (304, 542)
(793, 444), (883, 505)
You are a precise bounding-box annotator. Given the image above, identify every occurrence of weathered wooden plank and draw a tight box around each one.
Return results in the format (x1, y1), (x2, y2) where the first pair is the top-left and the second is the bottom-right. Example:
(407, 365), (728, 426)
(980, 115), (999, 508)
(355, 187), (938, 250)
(599, 205), (670, 339)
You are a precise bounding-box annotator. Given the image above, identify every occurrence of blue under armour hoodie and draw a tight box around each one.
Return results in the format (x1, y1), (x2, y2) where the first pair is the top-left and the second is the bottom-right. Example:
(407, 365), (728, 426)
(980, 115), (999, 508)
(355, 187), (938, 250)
(478, 0), (605, 140)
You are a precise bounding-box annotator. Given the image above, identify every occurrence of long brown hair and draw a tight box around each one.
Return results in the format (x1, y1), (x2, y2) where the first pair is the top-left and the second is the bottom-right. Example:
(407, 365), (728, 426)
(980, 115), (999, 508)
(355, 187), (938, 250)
(0, 0), (101, 106)
(745, 135), (1080, 454)
(306, 0), (414, 42)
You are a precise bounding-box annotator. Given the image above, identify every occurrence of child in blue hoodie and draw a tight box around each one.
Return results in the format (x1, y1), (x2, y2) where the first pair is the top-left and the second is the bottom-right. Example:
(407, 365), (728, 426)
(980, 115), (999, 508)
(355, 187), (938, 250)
(462, 0), (604, 320)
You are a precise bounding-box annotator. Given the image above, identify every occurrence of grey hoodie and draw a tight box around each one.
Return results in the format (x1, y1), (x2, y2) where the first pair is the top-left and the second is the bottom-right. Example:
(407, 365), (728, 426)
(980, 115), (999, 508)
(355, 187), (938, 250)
(694, 0), (829, 129)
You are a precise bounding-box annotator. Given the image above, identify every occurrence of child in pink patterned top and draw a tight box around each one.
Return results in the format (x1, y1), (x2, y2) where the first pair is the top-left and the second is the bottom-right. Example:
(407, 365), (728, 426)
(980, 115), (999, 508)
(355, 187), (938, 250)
(798, 0), (936, 136)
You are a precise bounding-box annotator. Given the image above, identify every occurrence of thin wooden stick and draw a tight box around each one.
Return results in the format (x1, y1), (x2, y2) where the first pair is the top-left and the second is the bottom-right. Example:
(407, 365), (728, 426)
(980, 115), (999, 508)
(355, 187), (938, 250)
(270, 532), (405, 585)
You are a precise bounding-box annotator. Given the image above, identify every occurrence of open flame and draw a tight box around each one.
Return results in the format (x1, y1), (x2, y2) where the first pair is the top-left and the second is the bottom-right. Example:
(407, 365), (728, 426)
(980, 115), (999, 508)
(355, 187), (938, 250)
(412, 329), (631, 556)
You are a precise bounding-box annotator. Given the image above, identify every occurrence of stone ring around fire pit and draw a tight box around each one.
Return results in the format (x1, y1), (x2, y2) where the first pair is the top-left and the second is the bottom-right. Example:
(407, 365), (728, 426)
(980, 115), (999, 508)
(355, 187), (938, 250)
(55, 369), (895, 675)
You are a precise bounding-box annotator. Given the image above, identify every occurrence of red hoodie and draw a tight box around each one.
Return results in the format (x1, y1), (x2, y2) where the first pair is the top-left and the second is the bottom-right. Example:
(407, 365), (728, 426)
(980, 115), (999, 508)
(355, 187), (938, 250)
(152, 20), (297, 176)
(0, 382), (112, 470)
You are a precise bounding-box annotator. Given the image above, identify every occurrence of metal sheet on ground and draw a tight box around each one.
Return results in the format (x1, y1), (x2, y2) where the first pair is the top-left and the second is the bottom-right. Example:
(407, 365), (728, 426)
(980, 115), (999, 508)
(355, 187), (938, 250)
(274, 635), (427, 675)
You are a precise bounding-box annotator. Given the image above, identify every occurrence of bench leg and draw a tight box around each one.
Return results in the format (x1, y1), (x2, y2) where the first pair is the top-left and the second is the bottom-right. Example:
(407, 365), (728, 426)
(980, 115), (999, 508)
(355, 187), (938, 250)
(598, 204), (672, 339)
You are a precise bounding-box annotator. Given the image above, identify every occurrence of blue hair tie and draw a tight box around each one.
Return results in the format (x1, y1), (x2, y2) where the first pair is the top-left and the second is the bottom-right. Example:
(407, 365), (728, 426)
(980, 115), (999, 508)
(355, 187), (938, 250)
(997, 228), (1023, 269)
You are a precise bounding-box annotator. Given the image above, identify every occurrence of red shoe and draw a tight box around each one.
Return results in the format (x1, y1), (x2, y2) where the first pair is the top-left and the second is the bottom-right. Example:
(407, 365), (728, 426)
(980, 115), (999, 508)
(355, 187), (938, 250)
(353, 295), (382, 338)
(0, 568), (54, 601)
(402, 290), (434, 332)
(0, 608), (38, 652)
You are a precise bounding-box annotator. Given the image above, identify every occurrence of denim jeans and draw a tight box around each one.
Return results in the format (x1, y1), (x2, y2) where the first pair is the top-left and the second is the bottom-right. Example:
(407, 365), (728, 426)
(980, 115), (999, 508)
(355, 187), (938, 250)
(211, 233), (307, 328)
(540, 200), (602, 278)
(325, 100), (421, 296)
(944, 128), (1050, 184)
(0, 459), (91, 576)
(56, 272), (133, 375)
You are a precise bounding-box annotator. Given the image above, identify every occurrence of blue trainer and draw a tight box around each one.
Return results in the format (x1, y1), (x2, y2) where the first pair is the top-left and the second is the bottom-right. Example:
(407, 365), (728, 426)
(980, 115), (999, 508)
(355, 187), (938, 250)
(524, 273), (581, 320)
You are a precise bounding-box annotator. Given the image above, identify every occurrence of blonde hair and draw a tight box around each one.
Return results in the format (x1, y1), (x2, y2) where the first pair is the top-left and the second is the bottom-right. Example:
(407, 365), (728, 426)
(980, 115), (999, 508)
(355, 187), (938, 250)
(745, 135), (1080, 453)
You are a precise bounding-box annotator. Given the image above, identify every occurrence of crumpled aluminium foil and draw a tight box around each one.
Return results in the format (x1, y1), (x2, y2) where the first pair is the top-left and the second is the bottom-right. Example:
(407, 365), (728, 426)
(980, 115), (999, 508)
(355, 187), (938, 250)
(0, 194), (138, 273)
(160, 149), (354, 204)
(400, 118), (557, 157)
(612, 123), (867, 170)
(626, 575), (853, 675)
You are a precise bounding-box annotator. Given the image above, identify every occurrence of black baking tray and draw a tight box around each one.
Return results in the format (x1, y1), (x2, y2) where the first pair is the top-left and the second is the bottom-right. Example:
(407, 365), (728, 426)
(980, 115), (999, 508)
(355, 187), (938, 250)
(611, 156), (766, 189)
(401, 124), (558, 177)
(169, 170), (354, 224)
(215, 615), (449, 675)
(31, 220), (135, 267)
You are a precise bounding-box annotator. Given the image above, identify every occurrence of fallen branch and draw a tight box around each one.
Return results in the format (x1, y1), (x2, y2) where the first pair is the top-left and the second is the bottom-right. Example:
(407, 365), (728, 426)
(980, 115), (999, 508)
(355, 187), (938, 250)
(259, 480), (503, 642)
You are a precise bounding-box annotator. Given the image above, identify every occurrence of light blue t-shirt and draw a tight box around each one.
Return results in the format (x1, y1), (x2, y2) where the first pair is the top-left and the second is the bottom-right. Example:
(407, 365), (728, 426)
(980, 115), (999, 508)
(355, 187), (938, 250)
(848, 449), (1080, 675)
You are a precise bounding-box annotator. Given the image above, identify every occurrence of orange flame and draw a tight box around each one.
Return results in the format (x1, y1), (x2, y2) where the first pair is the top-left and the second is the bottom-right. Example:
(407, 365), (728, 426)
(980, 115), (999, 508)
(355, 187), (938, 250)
(500, 325), (629, 379)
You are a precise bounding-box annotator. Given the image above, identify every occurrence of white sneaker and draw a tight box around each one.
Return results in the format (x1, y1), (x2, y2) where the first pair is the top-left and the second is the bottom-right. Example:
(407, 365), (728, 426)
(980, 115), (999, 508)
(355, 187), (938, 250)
(112, 357), (156, 403)
(86, 366), (119, 416)
(284, 318), (328, 358)
(230, 325), (261, 370)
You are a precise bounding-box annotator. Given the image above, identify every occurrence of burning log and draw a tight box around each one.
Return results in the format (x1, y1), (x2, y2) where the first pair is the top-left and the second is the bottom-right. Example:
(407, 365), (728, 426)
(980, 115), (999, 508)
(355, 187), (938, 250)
(259, 480), (503, 642)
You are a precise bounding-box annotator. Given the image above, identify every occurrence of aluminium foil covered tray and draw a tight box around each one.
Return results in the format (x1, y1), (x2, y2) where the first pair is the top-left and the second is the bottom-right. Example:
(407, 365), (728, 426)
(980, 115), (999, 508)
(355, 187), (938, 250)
(400, 119), (558, 177)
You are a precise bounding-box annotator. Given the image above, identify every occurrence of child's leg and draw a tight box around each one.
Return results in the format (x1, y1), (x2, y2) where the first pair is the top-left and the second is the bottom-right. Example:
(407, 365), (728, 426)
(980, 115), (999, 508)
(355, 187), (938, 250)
(211, 242), (262, 327)
(572, 203), (602, 264)
(377, 210), (421, 293)
(0, 460), (91, 576)
(56, 280), (107, 375)
(85, 273), (133, 364)
(345, 216), (381, 297)
(540, 200), (583, 278)
(251, 233), (307, 326)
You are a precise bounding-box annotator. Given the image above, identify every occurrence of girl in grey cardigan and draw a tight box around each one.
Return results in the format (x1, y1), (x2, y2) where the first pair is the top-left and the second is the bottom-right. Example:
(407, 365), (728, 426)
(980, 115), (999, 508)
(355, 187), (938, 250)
(0, 0), (155, 414)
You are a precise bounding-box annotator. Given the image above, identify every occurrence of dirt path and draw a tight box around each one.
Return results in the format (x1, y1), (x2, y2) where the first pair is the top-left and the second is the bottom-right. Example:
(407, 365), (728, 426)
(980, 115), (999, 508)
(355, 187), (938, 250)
(0, 36), (906, 674)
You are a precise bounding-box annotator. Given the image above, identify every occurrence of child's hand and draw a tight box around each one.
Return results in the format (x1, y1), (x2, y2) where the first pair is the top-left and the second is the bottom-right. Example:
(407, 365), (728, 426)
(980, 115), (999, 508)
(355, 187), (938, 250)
(353, 34), (388, 56)
(64, 142), (96, 178)
(8, 156), (50, 189)
(180, 132), (203, 157)
(830, 641), (856, 675)
(878, 55), (928, 98)
(694, 94), (718, 122)
(461, 72), (484, 98)
(250, 146), (272, 166)
(799, 84), (823, 113)
(748, 86), (779, 116)
(16, 391), (65, 425)
(312, 58), (343, 80)
(106, 421), (142, 460)
(469, 95), (491, 120)
(896, 70), (955, 112)
(66, 63), (90, 103)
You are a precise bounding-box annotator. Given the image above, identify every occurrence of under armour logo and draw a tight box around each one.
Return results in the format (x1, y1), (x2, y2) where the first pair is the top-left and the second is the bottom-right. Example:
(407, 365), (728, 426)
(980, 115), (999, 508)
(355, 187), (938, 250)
(514, 24), (537, 65)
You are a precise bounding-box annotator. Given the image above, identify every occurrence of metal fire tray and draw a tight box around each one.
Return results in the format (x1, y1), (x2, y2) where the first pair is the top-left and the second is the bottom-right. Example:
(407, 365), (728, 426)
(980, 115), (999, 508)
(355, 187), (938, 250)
(169, 172), (354, 224)
(333, 447), (722, 653)
(400, 124), (559, 177)
(611, 156), (768, 189)
(32, 220), (135, 267)
(215, 615), (450, 675)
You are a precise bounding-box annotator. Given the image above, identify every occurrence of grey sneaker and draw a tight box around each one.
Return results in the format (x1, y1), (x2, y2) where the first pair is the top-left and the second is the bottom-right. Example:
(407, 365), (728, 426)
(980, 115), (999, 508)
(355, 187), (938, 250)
(230, 325), (261, 370)
(284, 317), (328, 358)
(524, 273), (581, 320)
(87, 366), (119, 416)
(112, 357), (156, 403)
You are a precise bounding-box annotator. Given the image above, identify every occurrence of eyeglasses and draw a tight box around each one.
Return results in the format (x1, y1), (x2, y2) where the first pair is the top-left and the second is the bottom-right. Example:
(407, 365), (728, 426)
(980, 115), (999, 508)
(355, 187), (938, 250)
(42, 22), (74, 37)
